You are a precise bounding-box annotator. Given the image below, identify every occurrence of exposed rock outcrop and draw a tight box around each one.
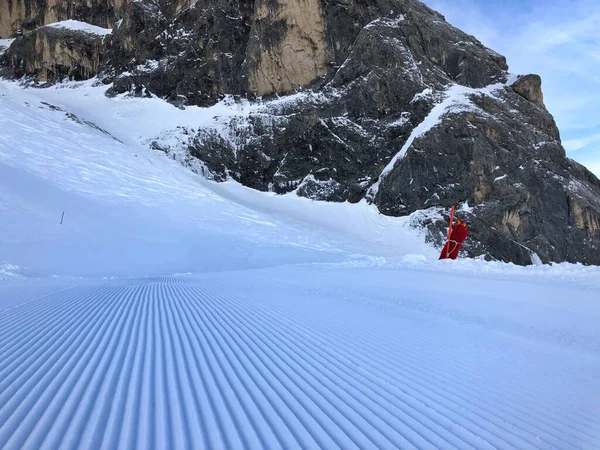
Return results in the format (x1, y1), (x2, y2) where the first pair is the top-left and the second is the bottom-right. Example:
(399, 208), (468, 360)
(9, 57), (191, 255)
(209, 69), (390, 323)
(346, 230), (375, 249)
(0, 0), (124, 39)
(102, 0), (256, 105)
(246, 0), (331, 96)
(4, 24), (107, 82)
(512, 74), (545, 108)
(1, 0), (599, 265)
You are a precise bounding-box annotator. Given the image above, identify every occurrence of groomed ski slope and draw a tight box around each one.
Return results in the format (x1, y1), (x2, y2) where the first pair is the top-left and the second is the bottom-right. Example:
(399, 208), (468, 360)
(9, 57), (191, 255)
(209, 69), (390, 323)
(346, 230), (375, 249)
(2, 268), (600, 449)
(1, 79), (600, 449)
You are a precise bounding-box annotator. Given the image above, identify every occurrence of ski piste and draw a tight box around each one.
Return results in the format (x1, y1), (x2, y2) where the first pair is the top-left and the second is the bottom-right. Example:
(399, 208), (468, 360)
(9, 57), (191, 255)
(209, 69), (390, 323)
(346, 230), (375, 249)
(1, 79), (599, 449)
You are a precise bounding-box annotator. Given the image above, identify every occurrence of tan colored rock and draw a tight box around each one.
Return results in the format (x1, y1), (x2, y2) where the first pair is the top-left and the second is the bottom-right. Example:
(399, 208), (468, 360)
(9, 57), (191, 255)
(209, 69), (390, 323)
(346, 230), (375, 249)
(247, 0), (332, 96)
(472, 167), (491, 203)
(0, 1), (13, 38)
(7, 26), (104, 82)
(502, 210), (521, 232)
(512, 74), (545, 108)
(1, 0), (61, 37)
(0, 0), (126, 39)
(570, 199), (600, 234)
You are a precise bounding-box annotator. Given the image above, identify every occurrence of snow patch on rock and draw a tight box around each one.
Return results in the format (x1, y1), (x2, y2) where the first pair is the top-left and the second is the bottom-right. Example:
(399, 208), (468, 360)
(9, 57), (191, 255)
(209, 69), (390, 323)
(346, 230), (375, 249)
(0, 38), (15, 56)
(45, 20), (112, 36)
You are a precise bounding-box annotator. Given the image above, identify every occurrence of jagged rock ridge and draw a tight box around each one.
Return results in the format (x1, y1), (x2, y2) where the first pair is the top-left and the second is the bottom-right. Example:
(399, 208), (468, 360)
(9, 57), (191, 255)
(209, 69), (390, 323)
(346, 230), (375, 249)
(1, 0), (599, 265)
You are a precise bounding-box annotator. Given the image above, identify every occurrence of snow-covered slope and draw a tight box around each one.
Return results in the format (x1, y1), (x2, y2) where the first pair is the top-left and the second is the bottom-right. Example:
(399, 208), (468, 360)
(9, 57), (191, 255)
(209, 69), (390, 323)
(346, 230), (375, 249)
(1, 80), (599, 449)
(0, 79), (436, 278)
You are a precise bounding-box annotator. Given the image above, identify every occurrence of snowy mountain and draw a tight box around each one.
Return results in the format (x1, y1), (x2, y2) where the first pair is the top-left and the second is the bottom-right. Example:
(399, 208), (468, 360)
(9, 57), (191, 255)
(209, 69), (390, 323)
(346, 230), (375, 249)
(1, 75), (600, 450)
(1, 0), (599, 265)
(1, 3), (600, 448)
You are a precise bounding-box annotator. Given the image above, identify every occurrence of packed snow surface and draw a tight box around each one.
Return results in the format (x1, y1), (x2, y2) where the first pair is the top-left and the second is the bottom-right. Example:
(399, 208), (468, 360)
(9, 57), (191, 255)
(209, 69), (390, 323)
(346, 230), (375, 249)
(45, 20), (112, 36)
(1, 79), (599, 449)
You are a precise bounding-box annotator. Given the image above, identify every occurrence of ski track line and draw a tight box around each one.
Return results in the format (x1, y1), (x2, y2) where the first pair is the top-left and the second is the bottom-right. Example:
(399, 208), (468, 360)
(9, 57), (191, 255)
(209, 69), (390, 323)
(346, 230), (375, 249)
(193, 291), (305, 449)
(180, 284), (584, 450)
(297, 297), (600, 440)
(198, 279), (598, 448)
(0, 277), (598, 450)
(158, 282), (195, 450)
(0, 280), (580, 448)
(168, 282), (339, 449)
(33, 285), (139, 449)
(0, 284), (80, 314)
(160, 283), (232, 450)
(186, 285), (453, 448)
(169, 280), (273, 449)
(52, 285), (141, 449)
(164, 283), (253, 450)
(163, 282), (295, 449)
(167, 284), (241, 450)
(0, 285), (130, 389)
(0, 286), (122, 365)
(168, 284), (341, 449)
(0, 286), (93, 352)
(210, 283), (597, 449)
(194, 286), (516, 449)
(0, 285), (120, 411)
(268, 290), (600, 448)
(221, 283), (600, 430)
(209, 286), (576, 445)
(203, 289), (462, 449)
(320, 283), (600, 413)
(194, 286), (489, 450)
(179, 285), (394, 450)
(114, 283), (152, 450)
(176, 285), (341, 449)
(78, 284), (147, 449)
(0, 285), (128, 448)
(262, 282), (597, 404)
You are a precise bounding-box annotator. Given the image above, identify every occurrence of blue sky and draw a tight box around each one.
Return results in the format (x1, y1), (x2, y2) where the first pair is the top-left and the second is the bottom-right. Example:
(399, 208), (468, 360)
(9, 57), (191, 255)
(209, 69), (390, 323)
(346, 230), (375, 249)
(423, 0), (600, 177)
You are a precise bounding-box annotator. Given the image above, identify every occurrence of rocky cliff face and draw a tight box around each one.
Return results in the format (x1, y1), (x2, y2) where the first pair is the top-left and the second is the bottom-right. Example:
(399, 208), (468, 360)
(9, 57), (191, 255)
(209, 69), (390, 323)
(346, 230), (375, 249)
(1, 0), (599, 265)
(6, 24), (106, 82)
(0, 0), (124, 38)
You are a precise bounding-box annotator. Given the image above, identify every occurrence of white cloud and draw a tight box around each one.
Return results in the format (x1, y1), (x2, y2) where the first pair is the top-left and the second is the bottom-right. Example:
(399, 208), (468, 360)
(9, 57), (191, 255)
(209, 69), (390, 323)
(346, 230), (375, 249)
(563, 133), (600, 152)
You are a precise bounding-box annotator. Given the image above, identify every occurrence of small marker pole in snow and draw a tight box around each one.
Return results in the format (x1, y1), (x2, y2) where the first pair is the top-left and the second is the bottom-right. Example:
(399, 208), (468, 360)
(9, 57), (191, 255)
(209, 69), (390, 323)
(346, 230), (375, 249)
(60, 212), (65, 225)
(445, 205), (455, 258)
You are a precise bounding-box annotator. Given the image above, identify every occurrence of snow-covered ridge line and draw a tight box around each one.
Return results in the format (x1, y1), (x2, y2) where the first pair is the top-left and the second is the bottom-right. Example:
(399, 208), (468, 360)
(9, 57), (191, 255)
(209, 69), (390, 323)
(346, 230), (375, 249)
(367, 81), (509, 199)
(45, 20), (112, 36)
